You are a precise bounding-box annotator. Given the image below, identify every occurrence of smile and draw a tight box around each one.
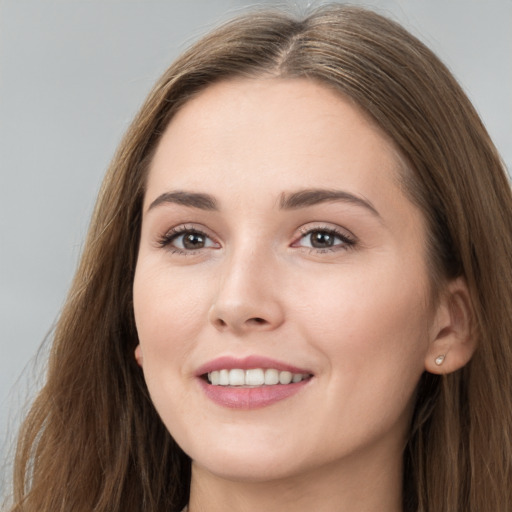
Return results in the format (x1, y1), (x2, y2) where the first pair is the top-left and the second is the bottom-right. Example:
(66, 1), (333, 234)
(196, 356), (314, 409)
(207, 368), (310, 386)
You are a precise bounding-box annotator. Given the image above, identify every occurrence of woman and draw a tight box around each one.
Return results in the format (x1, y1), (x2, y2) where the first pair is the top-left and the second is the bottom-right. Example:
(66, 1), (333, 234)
(8, 4), (512, 512)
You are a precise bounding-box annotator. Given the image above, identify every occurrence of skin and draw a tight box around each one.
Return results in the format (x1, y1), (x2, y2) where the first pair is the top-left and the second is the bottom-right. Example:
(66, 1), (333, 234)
(133, 78), (473, 512)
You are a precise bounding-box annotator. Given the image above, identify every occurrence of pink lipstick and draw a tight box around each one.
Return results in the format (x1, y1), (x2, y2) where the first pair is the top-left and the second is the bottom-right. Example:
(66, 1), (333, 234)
(196, 356), (313, 409)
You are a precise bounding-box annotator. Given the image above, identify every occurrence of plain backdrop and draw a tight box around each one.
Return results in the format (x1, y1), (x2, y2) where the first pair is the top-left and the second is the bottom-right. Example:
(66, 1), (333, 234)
(1, 0), (511, 485)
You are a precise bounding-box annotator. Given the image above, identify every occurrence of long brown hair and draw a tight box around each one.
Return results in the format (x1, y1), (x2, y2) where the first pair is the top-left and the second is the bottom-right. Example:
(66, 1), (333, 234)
(8, 5), (512, 511)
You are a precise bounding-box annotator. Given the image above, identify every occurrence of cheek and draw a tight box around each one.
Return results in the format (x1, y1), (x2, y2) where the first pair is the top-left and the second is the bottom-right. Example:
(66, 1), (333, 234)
(294, 260), (431, 390)
(132, 264), (208, 429)
(297, 273), (430, 453)
(132, 263), (209, 363)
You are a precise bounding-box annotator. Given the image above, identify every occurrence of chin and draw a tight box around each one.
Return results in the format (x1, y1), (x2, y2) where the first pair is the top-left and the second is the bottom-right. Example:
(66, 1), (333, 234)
(192, 452), (307, 483)
(180, 428), (312, 483)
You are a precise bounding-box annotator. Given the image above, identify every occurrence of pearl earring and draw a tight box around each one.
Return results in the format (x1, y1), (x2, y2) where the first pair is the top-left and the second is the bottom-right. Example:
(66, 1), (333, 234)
(435, 354), (445, 366)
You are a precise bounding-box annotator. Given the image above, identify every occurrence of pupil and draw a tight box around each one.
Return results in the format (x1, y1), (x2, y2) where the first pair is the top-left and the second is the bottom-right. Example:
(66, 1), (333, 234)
(183, 232), (205, 249)
(311, 231), (333, 248)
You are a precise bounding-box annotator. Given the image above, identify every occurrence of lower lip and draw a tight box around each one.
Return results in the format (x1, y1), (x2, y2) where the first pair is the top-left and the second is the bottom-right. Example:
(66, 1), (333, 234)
(198, 378), (310, 409)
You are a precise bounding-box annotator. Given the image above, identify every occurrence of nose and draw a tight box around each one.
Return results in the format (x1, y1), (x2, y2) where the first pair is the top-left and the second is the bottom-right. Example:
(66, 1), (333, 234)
(208, 249), (285, 335)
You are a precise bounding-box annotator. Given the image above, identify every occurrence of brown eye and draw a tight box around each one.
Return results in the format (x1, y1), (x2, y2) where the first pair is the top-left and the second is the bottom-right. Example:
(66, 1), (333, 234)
(182, 232), (207, 249)
(159, 228), (219, 252)
(294, 227), (355, 252)
(309, 230), (337, 249)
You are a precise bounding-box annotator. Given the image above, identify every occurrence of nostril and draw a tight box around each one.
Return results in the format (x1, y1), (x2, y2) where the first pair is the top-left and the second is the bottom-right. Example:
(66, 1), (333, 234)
(248, 317), (267, 325)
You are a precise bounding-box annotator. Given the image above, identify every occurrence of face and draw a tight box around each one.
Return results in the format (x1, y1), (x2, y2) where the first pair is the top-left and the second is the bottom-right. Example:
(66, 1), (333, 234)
(133, 78), (437, 483)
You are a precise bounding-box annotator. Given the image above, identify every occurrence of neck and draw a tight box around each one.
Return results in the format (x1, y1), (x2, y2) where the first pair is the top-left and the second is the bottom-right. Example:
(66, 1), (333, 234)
(187, 448), (404, 512)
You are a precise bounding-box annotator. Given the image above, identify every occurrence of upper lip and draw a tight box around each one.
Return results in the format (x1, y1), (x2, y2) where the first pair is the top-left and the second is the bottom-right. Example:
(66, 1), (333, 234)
(195, 355), (313, 377)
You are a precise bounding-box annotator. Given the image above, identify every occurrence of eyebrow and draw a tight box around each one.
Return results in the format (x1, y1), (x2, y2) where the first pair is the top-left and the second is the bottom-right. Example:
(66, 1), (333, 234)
(147, 191), (218, 212)
(279, 188), (380, 217)
(146, 188), (380, 217)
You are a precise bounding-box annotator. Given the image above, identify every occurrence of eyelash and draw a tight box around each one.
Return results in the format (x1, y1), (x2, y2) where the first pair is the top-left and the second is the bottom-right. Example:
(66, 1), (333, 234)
(157, 225), (216, 255)
(294, 225), (356, 253)
(156, 224), (356, 255)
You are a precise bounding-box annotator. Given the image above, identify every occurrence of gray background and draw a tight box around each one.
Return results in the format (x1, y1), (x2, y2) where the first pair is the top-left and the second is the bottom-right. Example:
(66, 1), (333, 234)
(1, 0), (511, 486)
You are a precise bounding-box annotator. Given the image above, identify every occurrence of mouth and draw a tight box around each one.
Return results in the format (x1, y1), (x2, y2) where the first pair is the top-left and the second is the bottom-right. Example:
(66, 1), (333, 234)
(204, 368), (312, 387)
(196, 356), (314, 409)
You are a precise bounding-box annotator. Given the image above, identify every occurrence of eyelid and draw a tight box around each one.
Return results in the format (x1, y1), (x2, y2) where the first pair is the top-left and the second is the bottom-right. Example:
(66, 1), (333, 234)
(154, 222), (356, 254)
(156, 223), (221, 252)
(292, 223), (357, 250)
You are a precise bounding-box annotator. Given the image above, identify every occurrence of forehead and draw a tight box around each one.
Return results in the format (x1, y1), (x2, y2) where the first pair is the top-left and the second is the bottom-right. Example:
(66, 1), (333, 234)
(145, 77), (405, 209)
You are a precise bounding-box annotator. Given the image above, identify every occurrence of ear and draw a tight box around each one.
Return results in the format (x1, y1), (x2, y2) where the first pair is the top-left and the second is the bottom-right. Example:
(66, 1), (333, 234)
(425, 277), (477, 375)
(134, 345), (144, 367)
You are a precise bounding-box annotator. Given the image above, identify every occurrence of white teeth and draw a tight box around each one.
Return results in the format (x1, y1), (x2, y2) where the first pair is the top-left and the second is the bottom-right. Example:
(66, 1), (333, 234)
(229, 369), (245, 386)
(207, 368), (310, 386)
(292, 373), (303, 383)
(219, 369), (229, 385)
(264, 368), (279, 385)
(279, 371), (292, 385)
(210, 371), (220, 385)
(245, 368), (265, 386)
